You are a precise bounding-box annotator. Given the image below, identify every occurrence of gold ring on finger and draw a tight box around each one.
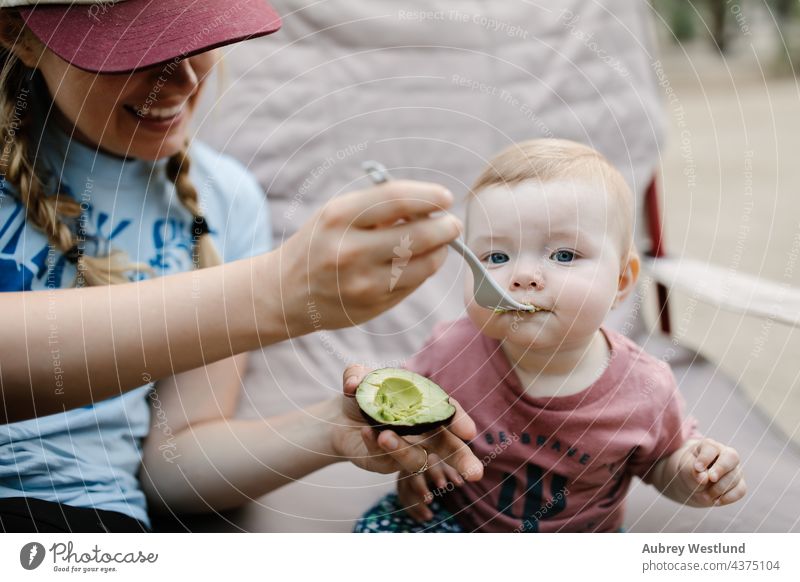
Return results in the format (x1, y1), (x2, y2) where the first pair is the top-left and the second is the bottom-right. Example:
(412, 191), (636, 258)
(411, 447), (429, 476)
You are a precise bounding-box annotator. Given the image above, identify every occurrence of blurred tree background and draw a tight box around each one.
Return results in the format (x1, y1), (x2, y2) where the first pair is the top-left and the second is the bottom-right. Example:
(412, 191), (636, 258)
(652, 0), (800, 73)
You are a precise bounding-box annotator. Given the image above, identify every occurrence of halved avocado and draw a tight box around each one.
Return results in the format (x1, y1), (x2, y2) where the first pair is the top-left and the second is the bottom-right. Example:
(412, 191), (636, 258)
(355, 368), (456, 435)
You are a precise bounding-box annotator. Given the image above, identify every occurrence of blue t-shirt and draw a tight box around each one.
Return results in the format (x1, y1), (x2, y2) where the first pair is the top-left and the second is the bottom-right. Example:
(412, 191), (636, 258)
(0, 122), (271, 527)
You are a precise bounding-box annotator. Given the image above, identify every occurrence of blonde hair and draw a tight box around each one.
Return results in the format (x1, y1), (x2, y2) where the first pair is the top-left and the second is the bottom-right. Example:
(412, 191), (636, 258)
(470, 138), (635, 261)
(0, 11), (221, 287)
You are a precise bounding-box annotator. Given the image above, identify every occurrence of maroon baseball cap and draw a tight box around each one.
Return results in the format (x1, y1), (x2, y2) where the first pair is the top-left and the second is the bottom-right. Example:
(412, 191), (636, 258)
(17, 0), (281, 74)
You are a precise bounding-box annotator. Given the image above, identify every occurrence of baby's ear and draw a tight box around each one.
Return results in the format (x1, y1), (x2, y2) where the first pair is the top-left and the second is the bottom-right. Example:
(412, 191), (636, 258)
(614, 250), (640, 306)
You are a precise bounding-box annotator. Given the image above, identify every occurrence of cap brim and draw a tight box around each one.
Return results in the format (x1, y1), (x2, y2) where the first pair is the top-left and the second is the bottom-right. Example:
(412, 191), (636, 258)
(20, 0), (281, 74)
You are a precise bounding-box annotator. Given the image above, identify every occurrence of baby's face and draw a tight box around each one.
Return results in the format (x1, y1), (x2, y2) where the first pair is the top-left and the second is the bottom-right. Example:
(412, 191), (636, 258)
(464, 178), (632, 350)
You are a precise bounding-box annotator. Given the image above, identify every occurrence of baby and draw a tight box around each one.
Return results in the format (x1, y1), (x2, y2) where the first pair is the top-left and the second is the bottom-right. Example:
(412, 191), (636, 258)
(356, 139), (745, 532)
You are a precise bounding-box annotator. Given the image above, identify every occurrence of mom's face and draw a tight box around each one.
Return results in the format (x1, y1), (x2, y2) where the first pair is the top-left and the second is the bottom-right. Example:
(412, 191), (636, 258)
(36, 45), (217, 161)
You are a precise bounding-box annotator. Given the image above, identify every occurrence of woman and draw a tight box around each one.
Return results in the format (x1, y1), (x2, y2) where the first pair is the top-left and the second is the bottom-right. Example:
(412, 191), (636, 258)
(0, 0), (481, 532)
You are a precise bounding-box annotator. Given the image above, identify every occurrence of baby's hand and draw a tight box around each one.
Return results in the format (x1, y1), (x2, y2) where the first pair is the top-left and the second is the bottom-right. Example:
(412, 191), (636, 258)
(678, 438), (746, 507)
(397, 454), (466, 522)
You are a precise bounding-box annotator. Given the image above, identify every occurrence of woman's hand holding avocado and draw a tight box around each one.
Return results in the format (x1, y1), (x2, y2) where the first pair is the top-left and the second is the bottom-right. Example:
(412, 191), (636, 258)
(332, 365), (484, 480)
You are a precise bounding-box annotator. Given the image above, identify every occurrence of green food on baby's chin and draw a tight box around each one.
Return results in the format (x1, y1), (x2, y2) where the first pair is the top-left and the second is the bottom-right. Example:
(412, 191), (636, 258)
(355, 368), (456, 436)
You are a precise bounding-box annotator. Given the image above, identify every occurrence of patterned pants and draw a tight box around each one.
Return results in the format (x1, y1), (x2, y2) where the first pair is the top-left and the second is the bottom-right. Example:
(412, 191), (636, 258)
(354, 493), (463, 533)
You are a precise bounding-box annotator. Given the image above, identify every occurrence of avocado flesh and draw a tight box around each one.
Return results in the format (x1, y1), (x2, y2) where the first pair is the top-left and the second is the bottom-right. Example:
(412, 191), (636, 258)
(374, 378), (422, 422)
(356, 368), (456, 435)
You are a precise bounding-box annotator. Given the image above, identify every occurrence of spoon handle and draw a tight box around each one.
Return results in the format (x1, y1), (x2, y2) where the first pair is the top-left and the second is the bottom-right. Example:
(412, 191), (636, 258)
(449, 237), (533, 311)
(447, 237), (486, 279)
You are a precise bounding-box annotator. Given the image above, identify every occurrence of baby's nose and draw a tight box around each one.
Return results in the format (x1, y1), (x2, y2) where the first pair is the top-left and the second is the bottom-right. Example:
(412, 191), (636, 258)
(511, 269), (544, 289)
(513, 280), (540, 289)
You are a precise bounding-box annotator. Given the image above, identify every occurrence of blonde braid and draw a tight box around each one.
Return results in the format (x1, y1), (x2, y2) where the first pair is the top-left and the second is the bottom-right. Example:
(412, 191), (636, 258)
(1, 18), (150, 287)
(0, 51), (83, 274)
(166, 146), (222, 269)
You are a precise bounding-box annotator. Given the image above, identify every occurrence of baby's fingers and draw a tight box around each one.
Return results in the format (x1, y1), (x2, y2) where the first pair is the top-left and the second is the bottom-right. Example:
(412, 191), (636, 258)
(426, 453), (448, 490)
(716, 478), (747, 506)
(398, 473), (434, 522)
(404, 501), (433, 523)
(424, 454), (464, 493)
(427, 428), (484, 481)
(692, 439), (721, 483)
(693, 439), (721, 470)
(442, 463), (465, 487)
(707, 447), (741, 483)
(709, 466), (744, 500)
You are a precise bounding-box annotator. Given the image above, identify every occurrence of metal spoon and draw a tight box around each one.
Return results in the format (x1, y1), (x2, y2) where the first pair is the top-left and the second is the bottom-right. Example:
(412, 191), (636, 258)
(362, 161), (537, 312)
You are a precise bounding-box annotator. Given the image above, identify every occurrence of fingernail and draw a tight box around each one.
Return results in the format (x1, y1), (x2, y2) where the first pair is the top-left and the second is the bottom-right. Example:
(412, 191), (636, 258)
(383, 435), (399, 450)
(709, 470), (717, 482)
(696, 472), (705, 483)
(345, 375), (359, 388)
(695, 462), (705, 471)
(442, 188), (453, 202)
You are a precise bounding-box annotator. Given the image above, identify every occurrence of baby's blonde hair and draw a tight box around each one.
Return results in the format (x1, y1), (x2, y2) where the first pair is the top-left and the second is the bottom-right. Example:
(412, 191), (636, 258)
(470, 138), (636, 264)
(0, 11), (221, 287)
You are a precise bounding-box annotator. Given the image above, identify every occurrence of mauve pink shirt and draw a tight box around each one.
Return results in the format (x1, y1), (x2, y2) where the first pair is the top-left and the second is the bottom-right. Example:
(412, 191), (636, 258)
(408, 319), (699, 532)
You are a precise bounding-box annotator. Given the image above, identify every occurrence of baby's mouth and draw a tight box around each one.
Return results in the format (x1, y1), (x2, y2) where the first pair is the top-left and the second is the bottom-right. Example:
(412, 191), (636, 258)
(493, 303), (549, 314)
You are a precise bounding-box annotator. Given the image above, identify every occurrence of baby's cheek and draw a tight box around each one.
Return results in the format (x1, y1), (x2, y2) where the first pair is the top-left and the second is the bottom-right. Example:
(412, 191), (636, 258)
(465, 303), (507, 340)
(465, 301), (490, 330)
(565, 278), (617, 326)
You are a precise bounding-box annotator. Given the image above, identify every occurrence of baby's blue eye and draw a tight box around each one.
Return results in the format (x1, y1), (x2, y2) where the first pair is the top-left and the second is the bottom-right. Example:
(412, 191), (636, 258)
(550, 249), (576, 263)
(487, 252), (510, 265)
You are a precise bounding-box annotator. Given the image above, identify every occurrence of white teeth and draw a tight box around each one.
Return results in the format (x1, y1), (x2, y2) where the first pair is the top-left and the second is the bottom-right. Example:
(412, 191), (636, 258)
(136, 102), (185, 120)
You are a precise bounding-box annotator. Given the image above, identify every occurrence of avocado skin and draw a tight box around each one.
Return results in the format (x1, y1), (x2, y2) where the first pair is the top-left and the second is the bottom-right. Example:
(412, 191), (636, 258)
(358, 408), (455, 436)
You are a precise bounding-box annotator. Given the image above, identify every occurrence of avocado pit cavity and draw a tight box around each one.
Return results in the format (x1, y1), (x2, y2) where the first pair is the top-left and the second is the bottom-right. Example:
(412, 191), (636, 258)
(356, 368), (456, 435)
(374, 378), (422, 422)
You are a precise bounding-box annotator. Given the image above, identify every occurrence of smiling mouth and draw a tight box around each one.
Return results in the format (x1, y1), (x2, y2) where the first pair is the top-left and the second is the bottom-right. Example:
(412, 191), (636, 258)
(124, 101), (187, 123)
